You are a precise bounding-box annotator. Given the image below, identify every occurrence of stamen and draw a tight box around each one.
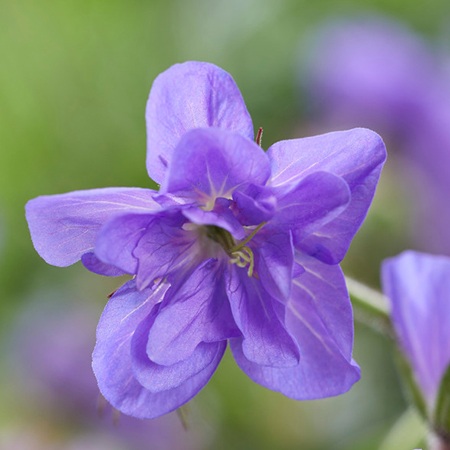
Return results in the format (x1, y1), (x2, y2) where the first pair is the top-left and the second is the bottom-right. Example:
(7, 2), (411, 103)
(256, 127), (263, 147)
(230, 245), (255, 277)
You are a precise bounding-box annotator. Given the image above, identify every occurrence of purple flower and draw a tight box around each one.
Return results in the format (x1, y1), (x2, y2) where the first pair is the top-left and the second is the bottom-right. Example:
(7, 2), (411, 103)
(26, 61), (386, 418)
(302, 17), (445, 139)
(381, 251), (450, 406)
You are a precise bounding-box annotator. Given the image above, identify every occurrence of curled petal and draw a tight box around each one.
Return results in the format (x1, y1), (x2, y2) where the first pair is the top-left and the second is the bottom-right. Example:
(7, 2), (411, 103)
(147, 259), (240, 366)
(132, 309), (223, 393)
(231, 257), (360, 399)
(226, 266), (300, 368)
(161, 128), (271, 206)
(25, 188), (159, 267)
(131, 212), (196, 290)
(232, 184), (277, 226)
(272, 171), (351, 243)
(254, 227), (294, 303)
(81, 252), (125, 277)
(92, 279), (226, 419)
(94, 213), (158, 275)
(382, 251), (450, 402)
(268, 129), (386, 263)
(183, 198), (245, 240)
(146, 61), (254, 184)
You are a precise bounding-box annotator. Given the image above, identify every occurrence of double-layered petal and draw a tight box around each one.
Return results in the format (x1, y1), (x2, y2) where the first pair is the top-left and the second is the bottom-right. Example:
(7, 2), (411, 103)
(231, 254), (360, 399)
(146, 61), (254, 184)
(93, 280), (226, 419)
(268, 129), (386, 264)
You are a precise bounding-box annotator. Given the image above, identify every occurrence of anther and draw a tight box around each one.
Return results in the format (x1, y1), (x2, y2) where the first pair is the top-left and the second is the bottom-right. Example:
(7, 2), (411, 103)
(230, 245), (255, 277)
(256, 127), (263, 147)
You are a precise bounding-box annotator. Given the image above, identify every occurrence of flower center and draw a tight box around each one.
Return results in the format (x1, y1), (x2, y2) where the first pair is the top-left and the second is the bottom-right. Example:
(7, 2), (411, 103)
(203, 222), (266, 277)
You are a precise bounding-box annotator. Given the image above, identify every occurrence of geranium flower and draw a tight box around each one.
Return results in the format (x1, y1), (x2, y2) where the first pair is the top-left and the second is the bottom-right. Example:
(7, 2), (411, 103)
(26, 62), (386, 418)
(382, 251), (450, 408)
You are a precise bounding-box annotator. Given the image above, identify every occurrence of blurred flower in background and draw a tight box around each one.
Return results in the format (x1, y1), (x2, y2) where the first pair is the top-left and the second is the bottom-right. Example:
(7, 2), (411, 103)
(381, 251), (450, 447)
(8, 291), (211, 450)
(382, 251), (450, 407)
(300, 15), (450, 255)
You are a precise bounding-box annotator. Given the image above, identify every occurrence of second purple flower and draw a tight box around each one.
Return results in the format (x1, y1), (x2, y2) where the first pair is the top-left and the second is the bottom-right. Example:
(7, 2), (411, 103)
(26, 62), (386, 418)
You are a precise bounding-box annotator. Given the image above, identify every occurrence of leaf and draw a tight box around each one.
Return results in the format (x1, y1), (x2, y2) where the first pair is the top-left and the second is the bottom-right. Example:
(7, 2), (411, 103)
(379, 407), (427, 450)
(433, 362), (450, 438)
(393, 347), (428, 419)
(346, 276), (393, 337)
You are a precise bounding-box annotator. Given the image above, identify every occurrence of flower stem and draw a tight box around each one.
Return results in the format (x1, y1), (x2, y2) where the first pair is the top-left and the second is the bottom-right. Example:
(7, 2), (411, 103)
(429, 433), (450, 450)
(345, 275), (393, 337)
(378, 407), (426, 450)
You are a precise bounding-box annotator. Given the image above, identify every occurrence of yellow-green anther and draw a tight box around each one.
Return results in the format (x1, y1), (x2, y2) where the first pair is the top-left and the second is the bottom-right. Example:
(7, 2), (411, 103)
(229, 245), (255, 277)
(244, 246), (254, 277)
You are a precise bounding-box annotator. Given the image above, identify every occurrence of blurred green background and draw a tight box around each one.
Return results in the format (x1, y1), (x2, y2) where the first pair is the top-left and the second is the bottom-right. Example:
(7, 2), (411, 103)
(1, 0), (449, 448)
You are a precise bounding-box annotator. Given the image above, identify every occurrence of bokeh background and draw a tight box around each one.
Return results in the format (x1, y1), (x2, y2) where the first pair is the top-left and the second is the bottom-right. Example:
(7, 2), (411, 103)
(1, 0), (450, 448)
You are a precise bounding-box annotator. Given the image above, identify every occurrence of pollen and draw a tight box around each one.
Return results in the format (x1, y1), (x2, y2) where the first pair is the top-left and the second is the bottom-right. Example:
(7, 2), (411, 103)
(230, 245), (255, 277)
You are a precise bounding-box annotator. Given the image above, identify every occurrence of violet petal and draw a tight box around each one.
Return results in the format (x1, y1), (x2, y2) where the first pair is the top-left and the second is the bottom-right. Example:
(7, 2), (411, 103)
(147, 259), (240, 366)
(81, 252), (126, 277)
(268, 128), (386, 264)
(382, 251), (450, 403)
(92, 279), (226, 419)
(254, 227), (294, 303)
(160, 127), (270, 205)
(132, 308), (223, 393)
(232, 184), (277, 226)
(272, 171), (351, 243)
(182, 198), (245, 240)
(25, 187), (159, 267)
(226, 266), (300, 368)
(230, 256), (359, 399)
(146, 61), (254, 183)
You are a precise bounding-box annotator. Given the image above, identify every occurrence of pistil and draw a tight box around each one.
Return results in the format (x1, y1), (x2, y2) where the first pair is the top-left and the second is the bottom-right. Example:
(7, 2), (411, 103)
(229, 222), (266, 253)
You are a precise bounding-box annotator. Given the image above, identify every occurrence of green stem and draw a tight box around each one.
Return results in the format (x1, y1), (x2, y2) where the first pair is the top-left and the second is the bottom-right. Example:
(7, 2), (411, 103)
(345, 276), (393, 337)
(378, 407), (427, 450)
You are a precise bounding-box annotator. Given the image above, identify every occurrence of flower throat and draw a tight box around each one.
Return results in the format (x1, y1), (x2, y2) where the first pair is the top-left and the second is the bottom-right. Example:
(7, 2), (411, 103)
(205, 222), (266, 277)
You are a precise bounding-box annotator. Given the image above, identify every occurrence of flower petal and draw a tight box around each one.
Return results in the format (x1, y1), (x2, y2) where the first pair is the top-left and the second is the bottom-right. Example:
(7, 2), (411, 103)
(230, 257), (360, 399)
(92, 279), (226, 419)
(146, 61), (254, 183)
(272, 171), (351, 243)
(130, 211), (196, 290)
(268, 128), (386, 263)
(226, 266), (300, 367)
(147, 259), (240, 366)
(94, 212), (156, 275)
(294, 253), (354, 360)
(182, 197), (245, 239)
(132, 309), (223, 393)
(254, 227), (294, 303)
(232, 184), (277, 226)
(381, 251), (450, 402)
(25, 188), (159, 267)
(160, 128), (271, 205)
(80, 252), (126, 276)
